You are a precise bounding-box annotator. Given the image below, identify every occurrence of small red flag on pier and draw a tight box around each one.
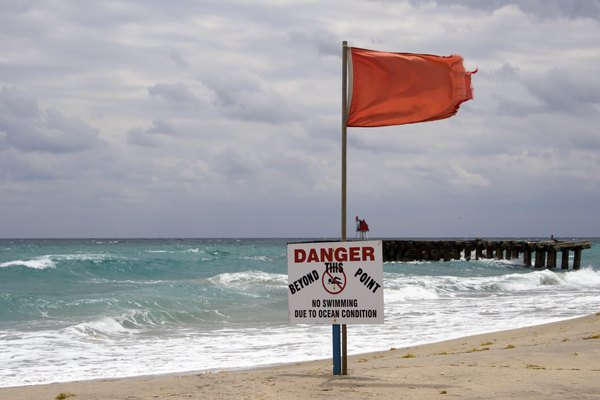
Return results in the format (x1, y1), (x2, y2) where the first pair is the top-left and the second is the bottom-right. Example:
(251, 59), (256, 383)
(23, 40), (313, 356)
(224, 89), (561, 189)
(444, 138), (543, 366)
(347, 47), (475, 127)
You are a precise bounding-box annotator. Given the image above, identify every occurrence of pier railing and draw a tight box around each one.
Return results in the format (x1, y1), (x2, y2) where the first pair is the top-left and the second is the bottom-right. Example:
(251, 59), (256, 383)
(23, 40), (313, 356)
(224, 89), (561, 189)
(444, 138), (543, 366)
(382, 239), (593, 269)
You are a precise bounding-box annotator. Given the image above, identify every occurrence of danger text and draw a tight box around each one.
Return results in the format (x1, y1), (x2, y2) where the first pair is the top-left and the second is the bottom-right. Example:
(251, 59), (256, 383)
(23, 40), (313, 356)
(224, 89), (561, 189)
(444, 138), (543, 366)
(294, 246), (375, 263)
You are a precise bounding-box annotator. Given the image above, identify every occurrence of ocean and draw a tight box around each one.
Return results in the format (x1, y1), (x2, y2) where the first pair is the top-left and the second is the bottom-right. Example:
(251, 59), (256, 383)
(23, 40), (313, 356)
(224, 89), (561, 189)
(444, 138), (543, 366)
(1, 238), (599, 388)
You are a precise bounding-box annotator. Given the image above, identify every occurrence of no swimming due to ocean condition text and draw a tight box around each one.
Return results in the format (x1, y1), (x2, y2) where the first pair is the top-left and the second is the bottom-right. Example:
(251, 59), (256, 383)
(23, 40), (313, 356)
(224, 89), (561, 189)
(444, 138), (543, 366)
(287, 241), (384, 325)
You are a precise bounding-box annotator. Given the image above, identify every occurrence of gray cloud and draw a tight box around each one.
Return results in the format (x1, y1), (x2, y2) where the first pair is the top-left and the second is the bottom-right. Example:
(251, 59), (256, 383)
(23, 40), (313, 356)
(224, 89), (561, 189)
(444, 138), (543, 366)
(128, 118), (180, 147)
(289, 30), (340, 57)
(1, 0), (599, 237)
(525, 68), (600, 114)
(169, 51), (189, 69)
(0, 87), (99, 153)
(148, 83), (202, 107)
(407, 0), (600, 20)
(201, 70), (298, 123)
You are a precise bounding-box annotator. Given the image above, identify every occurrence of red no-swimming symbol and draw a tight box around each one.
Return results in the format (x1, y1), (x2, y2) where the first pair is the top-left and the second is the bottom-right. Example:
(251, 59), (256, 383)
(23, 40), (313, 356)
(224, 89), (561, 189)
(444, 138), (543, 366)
(322, 268), (346, 295)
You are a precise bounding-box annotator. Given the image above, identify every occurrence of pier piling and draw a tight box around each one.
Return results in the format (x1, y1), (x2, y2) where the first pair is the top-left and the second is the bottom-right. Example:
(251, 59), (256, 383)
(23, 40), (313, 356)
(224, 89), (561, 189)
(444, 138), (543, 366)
(381, 239), (592, 270)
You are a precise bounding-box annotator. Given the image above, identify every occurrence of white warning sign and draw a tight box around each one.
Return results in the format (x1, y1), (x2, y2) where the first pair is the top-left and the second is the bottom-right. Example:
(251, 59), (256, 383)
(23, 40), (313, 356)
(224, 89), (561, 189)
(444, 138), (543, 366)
(287, 240), (383, 324)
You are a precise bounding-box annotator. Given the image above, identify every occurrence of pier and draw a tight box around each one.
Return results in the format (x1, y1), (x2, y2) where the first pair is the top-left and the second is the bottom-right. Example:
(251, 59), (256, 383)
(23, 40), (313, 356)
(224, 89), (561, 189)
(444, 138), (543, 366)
(382, 239), (593, 270)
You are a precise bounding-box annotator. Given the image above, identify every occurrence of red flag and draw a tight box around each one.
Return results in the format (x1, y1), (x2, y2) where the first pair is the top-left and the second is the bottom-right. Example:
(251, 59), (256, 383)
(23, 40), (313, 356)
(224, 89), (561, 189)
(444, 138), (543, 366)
(347, 47), (475, 127)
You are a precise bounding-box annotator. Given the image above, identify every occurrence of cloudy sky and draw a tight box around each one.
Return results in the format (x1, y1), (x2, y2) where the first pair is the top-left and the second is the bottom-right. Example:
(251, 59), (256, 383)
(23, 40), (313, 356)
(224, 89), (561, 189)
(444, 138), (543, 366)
(1, 0), (599, 238)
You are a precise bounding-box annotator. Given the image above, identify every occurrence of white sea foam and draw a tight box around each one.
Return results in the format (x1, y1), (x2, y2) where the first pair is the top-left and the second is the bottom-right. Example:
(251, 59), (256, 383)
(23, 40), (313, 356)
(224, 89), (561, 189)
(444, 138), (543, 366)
(240, 255), (271, 262)
(0, 256), (56, 270)
(71, 318), (129, 336)
(2, 280), (600, 388)
(0, 253), (115, 270)
(384, 286), (440, 302)
(53, 253), (110, 263)
(210, 271), (287, 289)
(1, 239), (598, 388)
(562, 267), (600, 286)
(489, 268), (599, 291)
(145, 248), (200, 254)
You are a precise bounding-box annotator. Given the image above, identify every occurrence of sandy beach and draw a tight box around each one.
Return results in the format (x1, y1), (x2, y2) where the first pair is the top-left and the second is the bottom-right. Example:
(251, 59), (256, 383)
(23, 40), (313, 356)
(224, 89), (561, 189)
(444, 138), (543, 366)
(2, 313), (599, 400)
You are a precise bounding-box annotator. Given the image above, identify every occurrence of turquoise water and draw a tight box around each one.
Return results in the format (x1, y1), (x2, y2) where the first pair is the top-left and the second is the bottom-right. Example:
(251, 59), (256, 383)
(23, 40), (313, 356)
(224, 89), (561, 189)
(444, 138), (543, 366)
(1, 238), (599, 387)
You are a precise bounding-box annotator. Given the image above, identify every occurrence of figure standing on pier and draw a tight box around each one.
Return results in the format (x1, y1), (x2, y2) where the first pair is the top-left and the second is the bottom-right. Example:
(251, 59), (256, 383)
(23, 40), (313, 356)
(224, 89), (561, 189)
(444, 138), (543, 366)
(355, 216), (369, 240)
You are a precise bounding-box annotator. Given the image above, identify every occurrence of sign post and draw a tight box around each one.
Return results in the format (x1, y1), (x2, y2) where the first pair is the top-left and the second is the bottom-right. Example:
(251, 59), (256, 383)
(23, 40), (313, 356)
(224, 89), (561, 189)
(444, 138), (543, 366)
(288, 240), (384, 373)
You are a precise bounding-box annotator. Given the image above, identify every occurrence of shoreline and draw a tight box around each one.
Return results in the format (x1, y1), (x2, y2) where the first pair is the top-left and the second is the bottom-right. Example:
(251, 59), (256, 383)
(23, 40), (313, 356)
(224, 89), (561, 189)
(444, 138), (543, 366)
(2, 313), (599, 400)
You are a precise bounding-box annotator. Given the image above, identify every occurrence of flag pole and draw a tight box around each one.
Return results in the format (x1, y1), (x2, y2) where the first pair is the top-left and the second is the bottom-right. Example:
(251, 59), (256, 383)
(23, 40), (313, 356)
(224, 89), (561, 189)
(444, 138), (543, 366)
(341, 41), (348, 243)
(340, 40), (349, 375)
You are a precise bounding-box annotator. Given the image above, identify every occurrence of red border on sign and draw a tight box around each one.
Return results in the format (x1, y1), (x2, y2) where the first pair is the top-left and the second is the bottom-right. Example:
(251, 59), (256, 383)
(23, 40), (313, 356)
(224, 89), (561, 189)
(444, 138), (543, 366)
(322, 269), (346, 295)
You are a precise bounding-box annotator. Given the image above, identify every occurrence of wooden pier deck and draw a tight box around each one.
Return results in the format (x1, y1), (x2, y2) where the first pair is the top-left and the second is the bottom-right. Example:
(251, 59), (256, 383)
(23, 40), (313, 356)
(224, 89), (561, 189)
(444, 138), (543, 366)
(382, 239), (593, 269)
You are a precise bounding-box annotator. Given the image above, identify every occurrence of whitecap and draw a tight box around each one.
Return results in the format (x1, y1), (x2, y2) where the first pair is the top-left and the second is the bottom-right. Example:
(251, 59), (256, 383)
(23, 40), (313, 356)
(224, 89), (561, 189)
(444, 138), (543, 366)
(562, 267), (600, 286)
(66, 316), (135, 337)
(0, 256), (56, 270)
(491, 269), (564, 291)
(385, 286), (440, 302)
(211, 271), (287, 287)
(52, 253), (110, 263)
(240, 255), (270, 262)
(208, 271), (287, 298)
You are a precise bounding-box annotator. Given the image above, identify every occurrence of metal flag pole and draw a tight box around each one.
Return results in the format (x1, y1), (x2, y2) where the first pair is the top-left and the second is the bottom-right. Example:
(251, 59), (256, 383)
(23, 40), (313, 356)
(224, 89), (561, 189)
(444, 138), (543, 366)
(341, 41), (348, 245)
(340, 40), (349, 375)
